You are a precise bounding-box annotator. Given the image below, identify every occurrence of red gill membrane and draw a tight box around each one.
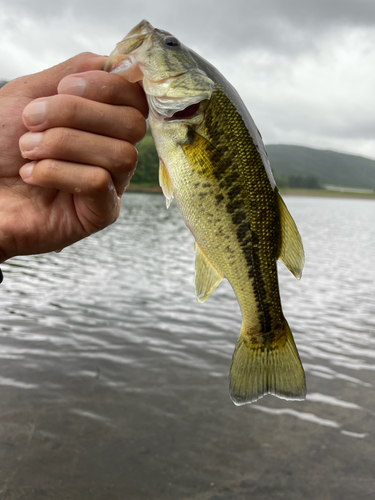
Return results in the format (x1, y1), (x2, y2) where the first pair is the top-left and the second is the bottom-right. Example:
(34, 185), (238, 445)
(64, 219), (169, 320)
(169, 102), (201, 120)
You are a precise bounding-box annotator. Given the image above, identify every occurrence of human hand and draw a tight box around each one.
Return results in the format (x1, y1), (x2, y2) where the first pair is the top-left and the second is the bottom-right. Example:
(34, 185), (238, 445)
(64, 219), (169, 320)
(0, 52), (147, 264)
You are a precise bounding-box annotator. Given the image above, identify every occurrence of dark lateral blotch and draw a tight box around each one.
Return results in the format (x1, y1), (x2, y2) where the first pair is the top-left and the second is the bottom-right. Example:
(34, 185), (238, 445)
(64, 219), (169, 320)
(215, 193), (224, 205)
(227, 185), (242, 200)
(236, 222), (250, 242)
(226, 199), (244, 213)
(232, 211), (247, 225)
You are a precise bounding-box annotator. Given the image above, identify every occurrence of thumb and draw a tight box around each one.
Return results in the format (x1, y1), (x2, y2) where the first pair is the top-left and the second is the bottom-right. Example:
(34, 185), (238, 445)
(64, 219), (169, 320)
(12, 52), (107, 100)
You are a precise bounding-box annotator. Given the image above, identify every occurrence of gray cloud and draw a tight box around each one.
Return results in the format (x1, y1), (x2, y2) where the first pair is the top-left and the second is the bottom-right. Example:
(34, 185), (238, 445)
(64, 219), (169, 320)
(1, 0), (374, 158)
(6, 0), (375, 54)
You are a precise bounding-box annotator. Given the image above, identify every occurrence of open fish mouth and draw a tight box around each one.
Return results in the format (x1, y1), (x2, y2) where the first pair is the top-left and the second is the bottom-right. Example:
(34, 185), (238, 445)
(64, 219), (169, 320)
(165, 101), (201, 122)
(146, 93), (209, 121)
(167, 102), (201, 120)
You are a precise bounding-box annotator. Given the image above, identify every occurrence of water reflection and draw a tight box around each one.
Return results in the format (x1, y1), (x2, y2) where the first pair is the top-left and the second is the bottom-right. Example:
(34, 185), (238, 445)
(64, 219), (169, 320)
(0, 194), (375, 499)
(306, 392), (363, 410)
(253, 405), (342, 429)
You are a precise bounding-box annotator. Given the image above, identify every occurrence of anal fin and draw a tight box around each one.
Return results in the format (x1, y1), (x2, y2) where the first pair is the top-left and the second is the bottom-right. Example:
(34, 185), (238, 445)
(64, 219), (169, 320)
(194, 242), (224, 303)
(276, 191), (305, 280)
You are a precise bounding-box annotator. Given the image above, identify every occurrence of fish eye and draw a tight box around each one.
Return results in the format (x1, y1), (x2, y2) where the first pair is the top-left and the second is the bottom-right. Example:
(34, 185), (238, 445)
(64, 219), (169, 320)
(163, 37), (180, 49)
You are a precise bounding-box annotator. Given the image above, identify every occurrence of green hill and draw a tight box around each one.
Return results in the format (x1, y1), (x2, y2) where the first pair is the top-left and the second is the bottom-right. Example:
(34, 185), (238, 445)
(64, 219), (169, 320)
(0, 80), (372, 190)
(266, 144), (375, 190)
(135, 131), (375, 191)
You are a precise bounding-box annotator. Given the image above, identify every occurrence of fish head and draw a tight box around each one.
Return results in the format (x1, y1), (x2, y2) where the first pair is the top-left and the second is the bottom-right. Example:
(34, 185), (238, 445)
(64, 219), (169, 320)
(104, 20), (214, 121)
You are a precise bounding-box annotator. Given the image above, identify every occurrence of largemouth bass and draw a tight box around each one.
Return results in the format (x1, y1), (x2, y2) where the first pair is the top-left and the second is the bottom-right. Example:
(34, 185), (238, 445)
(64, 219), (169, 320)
(104, 20), (306, 404)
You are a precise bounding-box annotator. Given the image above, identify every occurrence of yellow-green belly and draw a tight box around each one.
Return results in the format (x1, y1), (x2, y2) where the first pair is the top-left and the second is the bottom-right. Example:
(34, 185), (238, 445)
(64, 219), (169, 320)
(164, 134), (283, 342)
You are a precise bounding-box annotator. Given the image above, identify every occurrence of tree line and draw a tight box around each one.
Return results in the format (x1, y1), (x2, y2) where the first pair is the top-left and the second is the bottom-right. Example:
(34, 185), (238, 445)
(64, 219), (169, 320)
(135, 130), (321, 189)
(0, 88), (322, 190)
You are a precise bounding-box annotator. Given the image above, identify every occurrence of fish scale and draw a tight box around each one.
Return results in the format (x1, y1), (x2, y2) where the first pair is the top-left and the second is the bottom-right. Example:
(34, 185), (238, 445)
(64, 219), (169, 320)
(184, 88), (280, 334)
(104, 20), (306, 404)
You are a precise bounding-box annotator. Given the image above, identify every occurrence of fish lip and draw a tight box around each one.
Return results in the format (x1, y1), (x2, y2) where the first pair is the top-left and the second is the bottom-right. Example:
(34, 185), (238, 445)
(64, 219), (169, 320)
(126, 19), (154, 37)
(103, 21), (154, 74)
(103, 54), (133, 74)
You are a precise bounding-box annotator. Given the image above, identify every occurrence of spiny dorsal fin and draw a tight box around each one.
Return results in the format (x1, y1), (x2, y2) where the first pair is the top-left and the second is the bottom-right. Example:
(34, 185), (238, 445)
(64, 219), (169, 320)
(276, 191), (305, 280)
(194, 242), (224, 303)
(159, 159), (174, 208)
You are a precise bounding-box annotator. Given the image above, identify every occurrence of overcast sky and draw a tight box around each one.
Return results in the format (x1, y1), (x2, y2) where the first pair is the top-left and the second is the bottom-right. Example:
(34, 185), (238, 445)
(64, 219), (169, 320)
(1, 0), (374, 159)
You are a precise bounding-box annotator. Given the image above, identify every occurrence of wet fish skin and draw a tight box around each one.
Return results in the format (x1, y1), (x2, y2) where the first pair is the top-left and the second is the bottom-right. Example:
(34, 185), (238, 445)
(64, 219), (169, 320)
(105, 20), (306, 404)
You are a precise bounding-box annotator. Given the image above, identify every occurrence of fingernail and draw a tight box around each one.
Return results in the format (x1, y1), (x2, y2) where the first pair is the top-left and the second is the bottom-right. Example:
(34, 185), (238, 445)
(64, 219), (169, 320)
(58, 76), (87, 96)
(23, 100), (46, 127)
(19, 162), (36, 180)
(19, 132), (42, 157)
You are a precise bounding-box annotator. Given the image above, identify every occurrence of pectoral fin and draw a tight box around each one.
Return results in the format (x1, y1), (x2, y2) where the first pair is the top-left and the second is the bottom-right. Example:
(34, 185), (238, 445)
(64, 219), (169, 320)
(276, 191), (305, 280)
(194, 242), (224, 303)
(181, 131), (227, 178)
(159, 159), (174, 208)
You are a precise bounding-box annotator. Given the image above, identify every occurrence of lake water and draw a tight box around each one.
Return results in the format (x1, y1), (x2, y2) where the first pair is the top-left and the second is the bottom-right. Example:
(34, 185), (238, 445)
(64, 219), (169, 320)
(0, 194), (374, 500)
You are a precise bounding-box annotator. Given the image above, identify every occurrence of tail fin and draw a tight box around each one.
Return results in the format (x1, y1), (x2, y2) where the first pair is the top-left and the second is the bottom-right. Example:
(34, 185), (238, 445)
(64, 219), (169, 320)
(229, 320), (306, 405)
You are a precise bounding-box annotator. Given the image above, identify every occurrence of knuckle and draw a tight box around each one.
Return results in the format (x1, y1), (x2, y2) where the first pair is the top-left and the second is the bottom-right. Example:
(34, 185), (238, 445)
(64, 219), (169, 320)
(131, 108), (147, 140)
(45, 94), (81, 123)
(119, 107), (147, 143)
(45, 94), (81, 125)
(91, 196), (120, 232)
(48, 127), (77, 152)
(112, 142), (138, 171)
(54, 127), (68, 145)
(125, 144), (138, 170)
(101, 78), (120, 102)
(61, 96), (80, 122)
(90, 168), (112, 195)
(30, 158), (60, 184)
(32, 158), (48, 177)
(133, 112), (147, 142)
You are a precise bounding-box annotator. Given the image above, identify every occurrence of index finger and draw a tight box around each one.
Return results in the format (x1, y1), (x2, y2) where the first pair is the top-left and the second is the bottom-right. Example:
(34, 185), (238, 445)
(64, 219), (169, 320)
(8, 53), (108, 100)
(58, 71), (148, 118)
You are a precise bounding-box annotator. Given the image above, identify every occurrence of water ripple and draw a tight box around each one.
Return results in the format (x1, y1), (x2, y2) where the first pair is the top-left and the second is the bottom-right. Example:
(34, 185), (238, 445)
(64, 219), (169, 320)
(252, 405), (341, 428)
(0, 194), (375, 497)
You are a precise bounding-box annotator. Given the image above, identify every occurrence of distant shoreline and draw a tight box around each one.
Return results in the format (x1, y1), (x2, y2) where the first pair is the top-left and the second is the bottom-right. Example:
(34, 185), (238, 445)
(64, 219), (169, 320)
(126, 184), (163, 194)
(126, 184), (375, 200)
(280, 188), (375, 199)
